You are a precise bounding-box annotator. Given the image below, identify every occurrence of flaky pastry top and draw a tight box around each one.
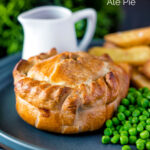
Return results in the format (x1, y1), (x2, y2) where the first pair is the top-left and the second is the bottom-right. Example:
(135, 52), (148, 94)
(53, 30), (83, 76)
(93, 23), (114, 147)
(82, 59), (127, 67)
(13, 48), (130, 133)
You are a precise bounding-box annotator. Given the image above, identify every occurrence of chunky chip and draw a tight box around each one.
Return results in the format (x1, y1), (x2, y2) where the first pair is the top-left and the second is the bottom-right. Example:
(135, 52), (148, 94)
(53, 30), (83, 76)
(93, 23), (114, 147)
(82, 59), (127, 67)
(104, 27), (150, 48)
(131, 68), (150, 89)
(89, 46), (150, 65)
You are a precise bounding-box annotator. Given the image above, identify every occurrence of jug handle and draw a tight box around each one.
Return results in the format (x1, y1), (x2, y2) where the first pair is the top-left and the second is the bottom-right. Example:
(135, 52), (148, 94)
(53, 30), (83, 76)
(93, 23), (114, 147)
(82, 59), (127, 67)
(72, 8), (97, 50)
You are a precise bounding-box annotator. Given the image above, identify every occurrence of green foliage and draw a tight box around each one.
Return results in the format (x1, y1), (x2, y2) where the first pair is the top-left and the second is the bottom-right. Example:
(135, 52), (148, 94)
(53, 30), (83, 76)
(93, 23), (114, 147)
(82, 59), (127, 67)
(0, 0), (36, 57)
(0, 0), (122, 57)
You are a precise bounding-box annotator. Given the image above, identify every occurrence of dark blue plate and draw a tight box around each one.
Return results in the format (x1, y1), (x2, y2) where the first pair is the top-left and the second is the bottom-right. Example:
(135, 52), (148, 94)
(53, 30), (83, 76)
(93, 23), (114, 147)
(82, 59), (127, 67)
(0, 41), (136, 150)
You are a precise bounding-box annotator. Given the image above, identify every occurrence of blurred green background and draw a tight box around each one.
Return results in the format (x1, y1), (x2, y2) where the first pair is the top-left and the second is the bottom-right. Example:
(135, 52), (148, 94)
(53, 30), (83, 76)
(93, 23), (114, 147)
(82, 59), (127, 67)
(0, 0), (122, 58)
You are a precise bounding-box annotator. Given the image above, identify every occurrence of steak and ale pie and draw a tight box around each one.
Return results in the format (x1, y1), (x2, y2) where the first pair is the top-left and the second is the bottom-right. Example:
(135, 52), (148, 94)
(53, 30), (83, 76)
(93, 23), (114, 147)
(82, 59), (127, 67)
(13, 48), (130, 134)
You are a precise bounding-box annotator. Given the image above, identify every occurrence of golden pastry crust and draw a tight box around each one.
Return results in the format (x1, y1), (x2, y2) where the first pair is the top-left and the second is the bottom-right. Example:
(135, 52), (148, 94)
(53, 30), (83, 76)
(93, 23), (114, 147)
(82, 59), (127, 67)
(13, 49), (130, 134)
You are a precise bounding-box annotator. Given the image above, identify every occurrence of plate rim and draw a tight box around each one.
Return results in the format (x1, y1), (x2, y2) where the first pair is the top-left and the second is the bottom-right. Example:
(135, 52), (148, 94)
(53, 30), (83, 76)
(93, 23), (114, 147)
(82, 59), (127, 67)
(0, 130), (46, 150)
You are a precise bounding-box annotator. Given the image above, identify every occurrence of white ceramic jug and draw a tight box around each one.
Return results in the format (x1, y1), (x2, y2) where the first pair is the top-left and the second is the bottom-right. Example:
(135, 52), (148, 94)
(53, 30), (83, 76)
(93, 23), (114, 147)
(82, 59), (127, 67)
(18, 6), (97, 59)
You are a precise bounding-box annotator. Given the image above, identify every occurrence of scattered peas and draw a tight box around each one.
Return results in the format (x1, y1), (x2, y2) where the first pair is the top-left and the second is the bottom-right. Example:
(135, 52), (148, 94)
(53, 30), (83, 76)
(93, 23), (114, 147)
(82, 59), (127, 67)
(146, 118), (150, 125)
(139, 115), (147, 121)
(116, 125), (121, 131)
(142, 110), (150, 117)
(102, 136), (110, 144)
(129, 128), (137, 136)
(140, 130), (150, 139)
(104, 128), (112, 136)
(112, 117), (120, 126)
(122, 145), (131, 150)
(111, 135), (120, 144)
(146, 125), (150, 132)
(117, 112), (126, 121)
(129, 87), (136, 93)
(124, 110), (131, 117)
(141, 98), (149, 108)
(132, 117), (139, 124)
(136, 142), (145, 150)
(139, 121), (146, 127)
(101, 87), (150, 150)
(129, 136), (137, 144)
(113, 130), (119, 136)
(132, 109), (140, 117)
(137, 124), (144, 132)
(120, 131), (128, 136)
(121, 98), (130, 106)
(129, 105), (134, 112)
(146, 142), (150, 150)
(118, 105), (126, 113)
(123, 123), (132, 131)
(120, 135), (128, 145)
(106, 120), (113, 128)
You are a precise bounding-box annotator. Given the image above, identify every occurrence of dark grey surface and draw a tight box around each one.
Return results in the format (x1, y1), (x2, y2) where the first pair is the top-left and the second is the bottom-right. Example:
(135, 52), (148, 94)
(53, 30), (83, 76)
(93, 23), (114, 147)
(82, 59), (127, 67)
(0, 41), (136, 150)
(0, 83), (137, 150)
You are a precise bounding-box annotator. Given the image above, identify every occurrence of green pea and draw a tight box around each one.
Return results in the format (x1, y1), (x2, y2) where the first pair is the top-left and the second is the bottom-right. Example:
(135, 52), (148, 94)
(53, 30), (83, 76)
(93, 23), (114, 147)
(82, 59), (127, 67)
(118, 105), (126, 113)
(146, 141), (150, 150)
(139, 115), (147, 121)
(123, 123), (132, 131)
(124, 110), (131, 117)
(128, 116), (132, 122)
(112, 117), (120, 126)
(120, 135), (128, 145)
(139, 121), (146, 127)
(148, 109), (150, 113)
(117, 112), (126, 121)
(116, 125), (121, 131)
(129, 87), (136, 93)
(102, 135), (110, 144)
(139, 88), (143, 93)
(132, 109), (140, 117)
(104, 128), (113, 136)
(135, 91), (142, 97)
(106, 120), (113, 128)
(129, 135), (137, 144)
(121, 120), (126, 125)
(142, 110), (149, 117)
(111, 127), (115, 131)
(129, 128), (137, 136)
(137, 124), (144, 132)
(147, 139), (150, 142)
(129, 105), (135, 112)
(119, 127), (125, 133)
(136, 141), (145, 150)
(140, 130), (150, 139)
(125, 121), (131, 124)
(141, 98), (149, 108)
(113, 131), (119, 136)
(122, 145), (131, 150)
(133, 124), (137, 128)
(136, 138), (145, 144)
(137, 97), (143, 106)
(146, 119), (150, 125)
(146, 92), (150, 99)
(146, 125), (150, 132)
(132, 117), (139, 124)
(127, 94), (134, 102)
(121, 98), (130, 106)
(138, 107), (145, 113)
(120, 131), (128, 136)
(111, 135), (120, 144)
(142, 87), (149, 93)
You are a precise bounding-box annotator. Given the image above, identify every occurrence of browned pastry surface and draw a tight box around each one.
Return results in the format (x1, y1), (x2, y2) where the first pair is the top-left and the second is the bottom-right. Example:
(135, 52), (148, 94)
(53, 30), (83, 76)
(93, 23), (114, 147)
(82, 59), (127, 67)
(13, 48), (130, 134)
